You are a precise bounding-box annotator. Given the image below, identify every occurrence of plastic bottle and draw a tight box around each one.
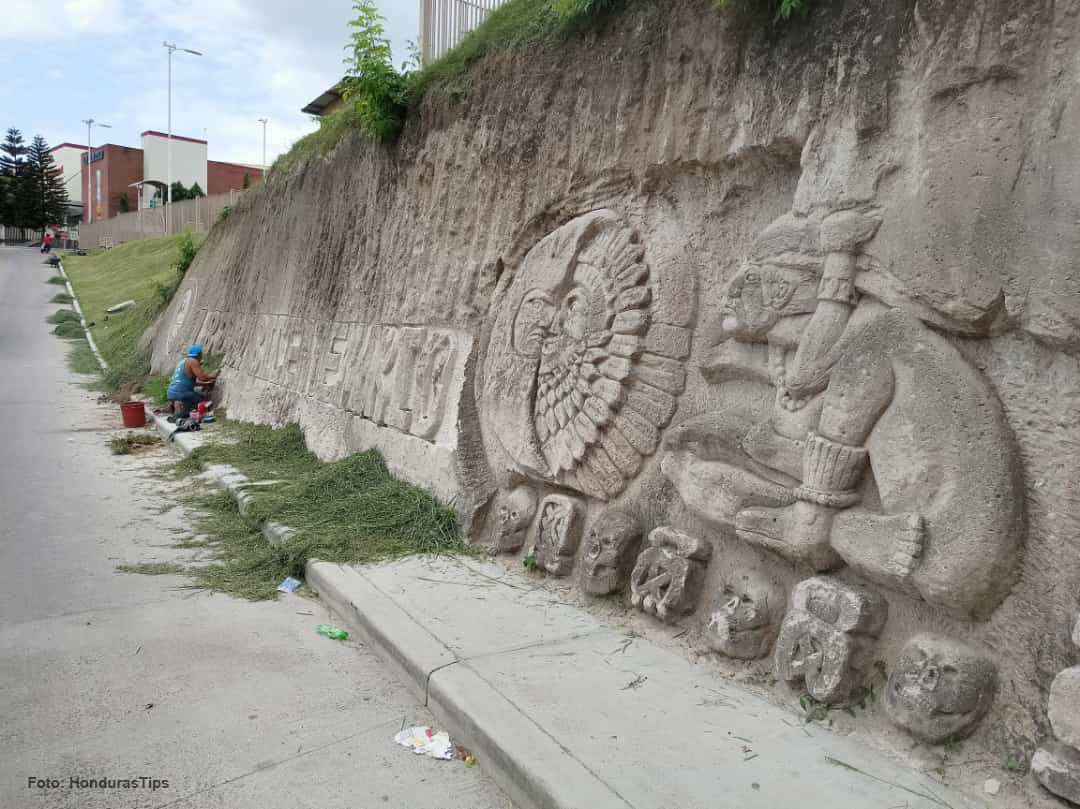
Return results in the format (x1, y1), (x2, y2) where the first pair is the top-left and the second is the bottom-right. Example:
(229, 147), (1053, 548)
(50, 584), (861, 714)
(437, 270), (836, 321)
(316, 624), (349, 640)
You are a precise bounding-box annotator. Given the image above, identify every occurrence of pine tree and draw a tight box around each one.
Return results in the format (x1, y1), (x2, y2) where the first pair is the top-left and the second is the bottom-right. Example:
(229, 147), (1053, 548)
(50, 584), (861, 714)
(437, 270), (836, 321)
(188, 181), (205, 198)
(169, 181), (189, 203)
(22, 136), (68, 234)
(0, 128), (27, 227)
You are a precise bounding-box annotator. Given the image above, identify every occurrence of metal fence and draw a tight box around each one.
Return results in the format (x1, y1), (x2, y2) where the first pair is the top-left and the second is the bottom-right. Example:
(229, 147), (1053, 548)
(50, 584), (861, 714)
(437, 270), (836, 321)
(420, 0), (507, 64)
(0, 225), (35, 243)
(77, 190), (242, 248)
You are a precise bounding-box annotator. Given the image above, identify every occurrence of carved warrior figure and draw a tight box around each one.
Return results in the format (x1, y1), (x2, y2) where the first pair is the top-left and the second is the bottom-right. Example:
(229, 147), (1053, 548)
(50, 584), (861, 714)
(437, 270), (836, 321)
(480, 210), (690, 501)
(774, 576), (887, 705)
(580, 510), (644, 596)
(630, 527), (711, 623)
(662, 208), (1023, 620)
(704, 567), (786, 660)
(534, 494), (585, 576)
(885, 634), (996, 744)
(1033, 617), (1080, 804)
(493, 486), (538, 552)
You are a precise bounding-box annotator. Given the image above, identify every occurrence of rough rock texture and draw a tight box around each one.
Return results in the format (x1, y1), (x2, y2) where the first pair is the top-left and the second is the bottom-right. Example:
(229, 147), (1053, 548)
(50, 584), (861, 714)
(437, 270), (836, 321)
(1034, 741), (1080, 805)
(150, 0), (1080, 797)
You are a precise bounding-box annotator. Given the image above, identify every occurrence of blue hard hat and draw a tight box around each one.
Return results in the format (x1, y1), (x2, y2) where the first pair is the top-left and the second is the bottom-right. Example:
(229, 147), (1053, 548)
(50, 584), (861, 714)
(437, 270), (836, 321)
(187, 345), (203, 357)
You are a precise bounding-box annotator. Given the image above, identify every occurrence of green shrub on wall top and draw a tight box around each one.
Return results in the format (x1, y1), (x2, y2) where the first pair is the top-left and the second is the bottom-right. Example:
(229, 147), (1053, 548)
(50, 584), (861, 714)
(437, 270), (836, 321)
(342, 0), (413, 142)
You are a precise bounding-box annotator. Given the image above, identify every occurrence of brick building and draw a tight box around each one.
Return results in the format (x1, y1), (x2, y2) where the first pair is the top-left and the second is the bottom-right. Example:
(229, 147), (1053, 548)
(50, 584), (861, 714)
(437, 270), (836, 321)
(78, 131), (262, 224)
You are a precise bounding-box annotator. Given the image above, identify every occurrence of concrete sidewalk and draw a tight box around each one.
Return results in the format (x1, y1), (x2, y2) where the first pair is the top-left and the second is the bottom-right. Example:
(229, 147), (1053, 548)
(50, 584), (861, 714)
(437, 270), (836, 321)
(307, 556), (986, 809)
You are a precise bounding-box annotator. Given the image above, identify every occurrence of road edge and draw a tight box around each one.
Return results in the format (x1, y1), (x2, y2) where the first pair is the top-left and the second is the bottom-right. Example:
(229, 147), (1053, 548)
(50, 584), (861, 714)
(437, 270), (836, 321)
(56, 257), (109, 372)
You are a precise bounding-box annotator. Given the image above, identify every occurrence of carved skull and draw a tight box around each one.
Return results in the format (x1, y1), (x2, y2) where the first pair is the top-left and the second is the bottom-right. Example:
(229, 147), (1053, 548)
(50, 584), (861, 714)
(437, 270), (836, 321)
(630, 527), (712, 623)
(580, 510), (643, 596)
(704, 568), (787, 660)
(494, 486), (537, 552)
(886, 634), (997, 744)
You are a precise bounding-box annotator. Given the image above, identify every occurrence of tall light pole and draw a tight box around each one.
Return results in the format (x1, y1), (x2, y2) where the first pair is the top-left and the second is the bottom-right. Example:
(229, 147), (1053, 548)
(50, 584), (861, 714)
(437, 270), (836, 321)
(80, 118), (110, 224)
(163, 41), (202, 234)
(256, 118), (268, 174)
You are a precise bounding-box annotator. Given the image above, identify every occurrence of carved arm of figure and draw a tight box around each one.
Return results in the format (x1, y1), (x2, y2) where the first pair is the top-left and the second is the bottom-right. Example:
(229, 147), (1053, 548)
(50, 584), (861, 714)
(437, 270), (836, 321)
(781, 251), (857, 409)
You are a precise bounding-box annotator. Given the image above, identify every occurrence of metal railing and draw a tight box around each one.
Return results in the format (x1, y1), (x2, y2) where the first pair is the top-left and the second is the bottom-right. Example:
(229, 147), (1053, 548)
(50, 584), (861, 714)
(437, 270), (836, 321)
(420, 0), (507, 64)
(77, 189), (241, 248)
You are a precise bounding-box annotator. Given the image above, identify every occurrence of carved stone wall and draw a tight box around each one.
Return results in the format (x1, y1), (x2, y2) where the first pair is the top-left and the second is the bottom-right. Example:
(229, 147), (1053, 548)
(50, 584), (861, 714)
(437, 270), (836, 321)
(150, 1), (1080, 802)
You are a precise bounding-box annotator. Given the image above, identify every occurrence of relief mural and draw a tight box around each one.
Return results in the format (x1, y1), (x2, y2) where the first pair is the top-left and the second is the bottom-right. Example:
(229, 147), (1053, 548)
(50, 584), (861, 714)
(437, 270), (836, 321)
(478, 201), (1025, 752)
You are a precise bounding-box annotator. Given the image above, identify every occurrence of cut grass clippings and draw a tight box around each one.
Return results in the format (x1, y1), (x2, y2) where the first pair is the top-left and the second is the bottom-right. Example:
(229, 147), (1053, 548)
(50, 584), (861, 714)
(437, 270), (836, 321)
(50, 292), (73, 304)
(116, 562), (186, 576)
(48, 308), (84, 339)
(140, 421), (471, 601)
(110, 433), (160, 455)
(47, 275), (67, 285)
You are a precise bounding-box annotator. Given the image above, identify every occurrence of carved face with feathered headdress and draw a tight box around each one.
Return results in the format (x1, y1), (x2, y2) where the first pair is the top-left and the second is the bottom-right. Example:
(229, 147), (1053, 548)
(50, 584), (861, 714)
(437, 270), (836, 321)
(481, 210), (687, 501)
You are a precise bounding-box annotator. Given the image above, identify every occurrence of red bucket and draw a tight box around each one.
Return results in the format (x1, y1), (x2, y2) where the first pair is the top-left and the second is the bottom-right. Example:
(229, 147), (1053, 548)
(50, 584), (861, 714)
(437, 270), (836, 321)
(120, 401), (146, 429)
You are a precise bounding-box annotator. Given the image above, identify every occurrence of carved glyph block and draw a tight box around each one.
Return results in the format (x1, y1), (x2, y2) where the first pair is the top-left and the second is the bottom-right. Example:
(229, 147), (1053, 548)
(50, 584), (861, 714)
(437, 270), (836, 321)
(774, 577), (887, 704)
(534, 495), (584, 576)
(630, 527), (711, 623)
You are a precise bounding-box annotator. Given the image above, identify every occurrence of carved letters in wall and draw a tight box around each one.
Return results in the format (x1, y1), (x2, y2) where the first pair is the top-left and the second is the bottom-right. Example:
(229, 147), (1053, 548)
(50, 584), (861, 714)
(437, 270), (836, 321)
(774, 577), (887, 705)
(534, 494), (585, 576)
(630, 527), (711, 623)
(662, 208), (1024, 620)
(197, 315), (468, 446)
(480, 210), (691, 501)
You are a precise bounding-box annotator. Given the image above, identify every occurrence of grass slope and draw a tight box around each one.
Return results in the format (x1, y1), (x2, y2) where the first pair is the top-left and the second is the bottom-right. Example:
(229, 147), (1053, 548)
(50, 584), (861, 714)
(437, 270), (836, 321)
(61, 234), (205, 395)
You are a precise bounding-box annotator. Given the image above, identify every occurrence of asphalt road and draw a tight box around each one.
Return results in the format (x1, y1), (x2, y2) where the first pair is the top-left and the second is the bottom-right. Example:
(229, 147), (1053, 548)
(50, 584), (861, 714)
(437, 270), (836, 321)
(0, 245), (511, 809)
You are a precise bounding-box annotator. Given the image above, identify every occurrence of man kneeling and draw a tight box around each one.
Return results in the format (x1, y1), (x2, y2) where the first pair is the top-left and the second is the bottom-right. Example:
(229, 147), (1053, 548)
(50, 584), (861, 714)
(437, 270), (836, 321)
(167, 344), (217, 416)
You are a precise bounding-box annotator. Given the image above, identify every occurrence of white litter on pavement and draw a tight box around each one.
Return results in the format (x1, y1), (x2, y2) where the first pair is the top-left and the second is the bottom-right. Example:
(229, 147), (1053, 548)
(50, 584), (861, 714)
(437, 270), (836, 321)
(394, 726), (454, 760)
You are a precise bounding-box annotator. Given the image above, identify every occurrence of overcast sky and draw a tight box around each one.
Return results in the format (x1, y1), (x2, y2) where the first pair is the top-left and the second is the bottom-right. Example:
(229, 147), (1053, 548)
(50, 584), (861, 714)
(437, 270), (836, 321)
(1, 0), (418, 167)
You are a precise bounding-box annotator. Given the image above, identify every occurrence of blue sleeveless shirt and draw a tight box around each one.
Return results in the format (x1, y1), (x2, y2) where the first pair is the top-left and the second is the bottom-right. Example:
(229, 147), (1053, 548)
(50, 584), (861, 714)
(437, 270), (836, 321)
(166, 359), (196, 399)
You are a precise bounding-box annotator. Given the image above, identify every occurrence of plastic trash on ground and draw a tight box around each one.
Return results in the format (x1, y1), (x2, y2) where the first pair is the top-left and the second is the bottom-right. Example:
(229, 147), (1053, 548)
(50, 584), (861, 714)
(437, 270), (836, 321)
(316, 624), (349, 640)
(394, 726), (454, 760)
(277, 576), (302, 593)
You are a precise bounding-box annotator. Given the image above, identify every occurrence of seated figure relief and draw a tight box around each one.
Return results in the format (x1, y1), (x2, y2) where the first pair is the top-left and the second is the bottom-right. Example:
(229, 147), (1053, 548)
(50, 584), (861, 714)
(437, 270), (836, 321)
(630, 527), (712, 623)
(480, 210), (691, 502)
(662, 208), (1024, 620)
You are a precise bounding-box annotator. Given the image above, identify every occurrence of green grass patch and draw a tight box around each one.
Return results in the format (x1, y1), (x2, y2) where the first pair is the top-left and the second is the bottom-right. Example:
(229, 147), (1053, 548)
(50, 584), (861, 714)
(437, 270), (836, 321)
(142, 374), (171, 406)
(116, 562), (186, 576)
(110, 433), (160, 455)
(147, 421), (470, 601)
(61, 233), (208, 394)
(47, 275), (67, 285)
(66, 339), (102, 376)
(50, 292), (73, 304)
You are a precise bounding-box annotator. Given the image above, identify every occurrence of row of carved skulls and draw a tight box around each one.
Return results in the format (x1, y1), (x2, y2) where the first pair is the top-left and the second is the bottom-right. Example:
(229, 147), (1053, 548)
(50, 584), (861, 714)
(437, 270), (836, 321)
(495, 487), (999, 747)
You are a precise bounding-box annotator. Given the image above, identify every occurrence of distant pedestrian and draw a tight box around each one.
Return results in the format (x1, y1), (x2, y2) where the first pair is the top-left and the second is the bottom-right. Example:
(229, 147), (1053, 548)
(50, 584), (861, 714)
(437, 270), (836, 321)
(40, 232), (52, 253)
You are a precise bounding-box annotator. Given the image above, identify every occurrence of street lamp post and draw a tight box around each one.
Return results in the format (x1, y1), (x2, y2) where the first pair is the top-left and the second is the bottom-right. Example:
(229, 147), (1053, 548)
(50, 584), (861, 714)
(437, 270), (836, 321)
(257, 118), (268, 174)
(162, 41), (202, 235)
(80, 118), (111, 224)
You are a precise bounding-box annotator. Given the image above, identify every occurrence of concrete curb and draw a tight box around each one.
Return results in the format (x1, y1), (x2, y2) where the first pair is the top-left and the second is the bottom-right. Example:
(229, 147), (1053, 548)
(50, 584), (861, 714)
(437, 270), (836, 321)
(304, 560), (626, 809)
(56, 258), (109, 372)
(149, 411), (295, 546)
